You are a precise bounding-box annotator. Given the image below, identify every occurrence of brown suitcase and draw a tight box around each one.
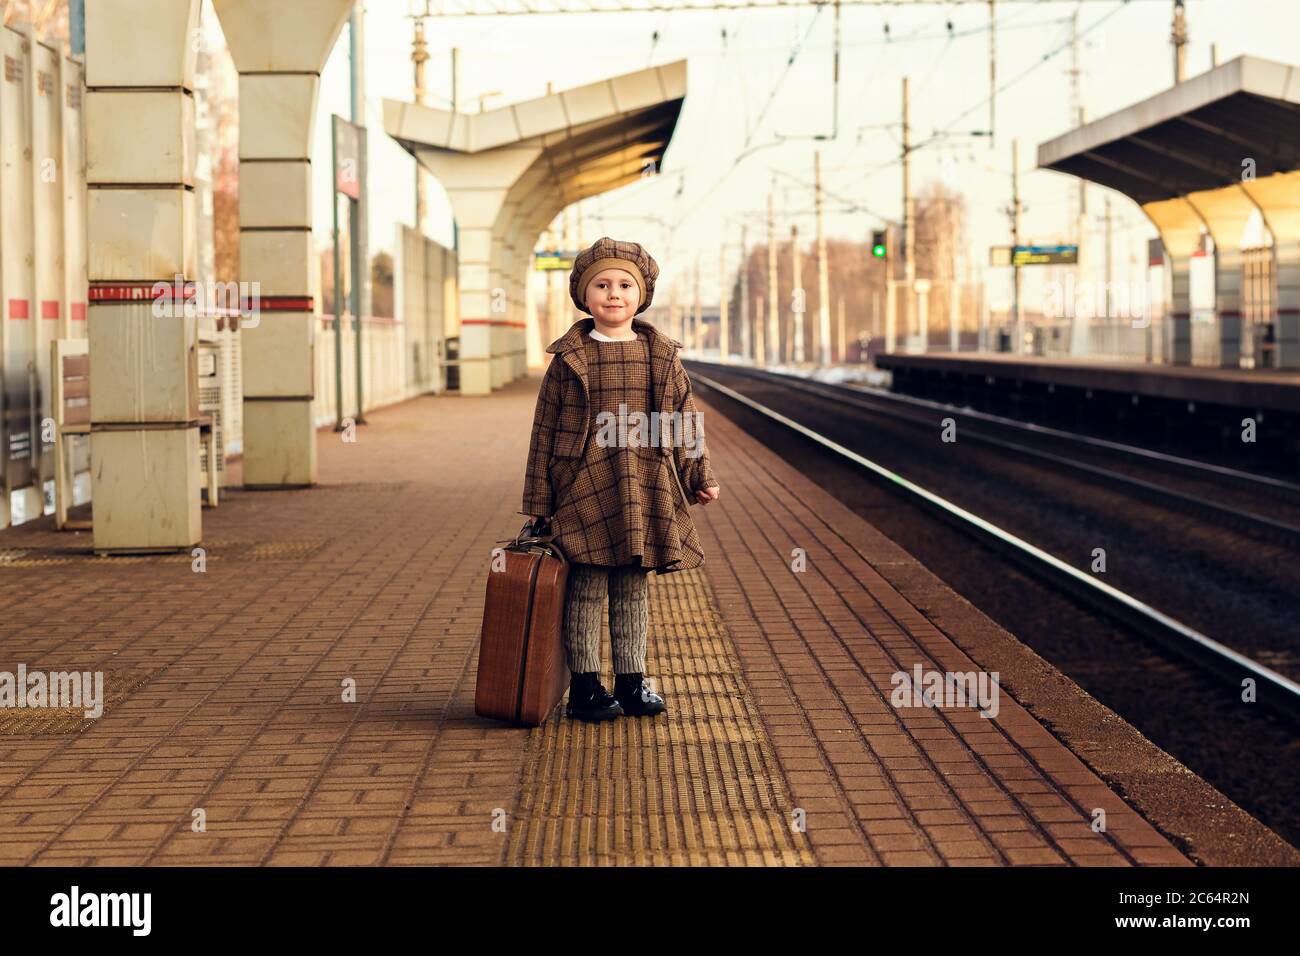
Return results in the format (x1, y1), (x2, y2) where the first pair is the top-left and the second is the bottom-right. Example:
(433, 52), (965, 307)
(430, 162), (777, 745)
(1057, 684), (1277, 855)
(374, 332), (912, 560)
(474, 521), (570, 725)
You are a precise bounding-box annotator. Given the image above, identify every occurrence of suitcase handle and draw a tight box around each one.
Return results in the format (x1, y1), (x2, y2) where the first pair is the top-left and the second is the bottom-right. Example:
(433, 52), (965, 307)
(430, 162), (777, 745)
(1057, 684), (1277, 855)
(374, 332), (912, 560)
(494, 520), (570, 565)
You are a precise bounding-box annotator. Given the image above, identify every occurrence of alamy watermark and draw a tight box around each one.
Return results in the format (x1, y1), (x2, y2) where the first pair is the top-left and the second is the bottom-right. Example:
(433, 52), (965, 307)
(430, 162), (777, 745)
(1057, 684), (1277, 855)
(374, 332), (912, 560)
(594, 403), (706, 458)
(151, 274), (263, 328)
(1042, 275), (1151, 329)
(890, 664), (1000, 719)
(50, 886), (150, 936)
(0, 664), (104, 718)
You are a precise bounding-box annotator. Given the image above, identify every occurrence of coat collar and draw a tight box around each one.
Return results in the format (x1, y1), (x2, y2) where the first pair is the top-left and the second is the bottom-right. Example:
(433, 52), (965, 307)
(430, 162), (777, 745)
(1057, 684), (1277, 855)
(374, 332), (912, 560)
(545, 316), (682, 413)
(545, 315), (680, 357)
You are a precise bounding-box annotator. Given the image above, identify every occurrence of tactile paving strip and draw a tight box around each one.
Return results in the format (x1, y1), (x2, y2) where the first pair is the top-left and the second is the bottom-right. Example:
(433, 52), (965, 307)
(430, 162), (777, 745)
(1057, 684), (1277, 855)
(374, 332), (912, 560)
(0, 538), (330, 565)
(506, 566), (814, 866)
(0, 669), (158, 735)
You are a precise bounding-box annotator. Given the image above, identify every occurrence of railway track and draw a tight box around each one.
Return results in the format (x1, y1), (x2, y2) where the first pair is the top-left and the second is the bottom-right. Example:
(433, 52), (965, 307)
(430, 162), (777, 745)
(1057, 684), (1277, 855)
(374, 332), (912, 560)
(708, 363), (1300, 548)
(690, 359), (1300, 845)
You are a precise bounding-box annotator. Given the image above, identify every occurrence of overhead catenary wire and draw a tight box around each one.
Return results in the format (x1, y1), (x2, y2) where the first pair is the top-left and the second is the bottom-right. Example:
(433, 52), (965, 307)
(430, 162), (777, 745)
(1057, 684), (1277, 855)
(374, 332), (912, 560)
(426, 0), (1176, 18)
(663, 1), (1109, 239)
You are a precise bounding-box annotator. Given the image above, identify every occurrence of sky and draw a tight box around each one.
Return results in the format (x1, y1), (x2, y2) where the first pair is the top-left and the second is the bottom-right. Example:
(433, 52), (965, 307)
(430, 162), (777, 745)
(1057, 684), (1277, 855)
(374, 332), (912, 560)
(290, 0), (1300, 313)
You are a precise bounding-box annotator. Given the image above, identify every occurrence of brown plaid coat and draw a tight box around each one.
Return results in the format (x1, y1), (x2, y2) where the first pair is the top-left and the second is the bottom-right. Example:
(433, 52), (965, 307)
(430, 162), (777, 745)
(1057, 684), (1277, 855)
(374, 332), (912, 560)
(522, 316), (719, 575)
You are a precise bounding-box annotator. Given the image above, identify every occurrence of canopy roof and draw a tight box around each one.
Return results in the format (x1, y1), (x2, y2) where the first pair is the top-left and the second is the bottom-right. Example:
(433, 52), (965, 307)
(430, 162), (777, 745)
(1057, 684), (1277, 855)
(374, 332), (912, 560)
(1038, 56), (1300, 205)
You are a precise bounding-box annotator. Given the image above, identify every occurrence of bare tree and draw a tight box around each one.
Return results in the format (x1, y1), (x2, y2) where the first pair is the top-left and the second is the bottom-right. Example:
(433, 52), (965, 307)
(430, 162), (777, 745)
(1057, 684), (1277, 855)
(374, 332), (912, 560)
(913, 181), (971, 342)
(4, 0), (69, 38)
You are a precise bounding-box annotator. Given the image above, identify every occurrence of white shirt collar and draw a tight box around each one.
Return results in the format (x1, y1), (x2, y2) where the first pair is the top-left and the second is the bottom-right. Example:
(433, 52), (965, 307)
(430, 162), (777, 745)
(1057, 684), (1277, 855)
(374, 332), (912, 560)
(589, 327), (637, 342)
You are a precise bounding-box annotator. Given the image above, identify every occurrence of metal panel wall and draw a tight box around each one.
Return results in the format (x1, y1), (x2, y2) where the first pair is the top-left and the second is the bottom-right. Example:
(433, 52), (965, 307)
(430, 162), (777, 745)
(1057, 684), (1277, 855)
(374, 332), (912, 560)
(0, 27), (88, 530)
(395, 223), (449, 397)
(0, 27), (89, 529)
(31, 35), (64, 510)
(1, 27), (37, 526)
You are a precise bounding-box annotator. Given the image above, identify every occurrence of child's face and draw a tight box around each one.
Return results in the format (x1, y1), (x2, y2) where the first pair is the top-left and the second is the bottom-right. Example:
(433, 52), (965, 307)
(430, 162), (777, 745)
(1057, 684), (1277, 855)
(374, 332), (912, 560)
(586, 268), (639, 325)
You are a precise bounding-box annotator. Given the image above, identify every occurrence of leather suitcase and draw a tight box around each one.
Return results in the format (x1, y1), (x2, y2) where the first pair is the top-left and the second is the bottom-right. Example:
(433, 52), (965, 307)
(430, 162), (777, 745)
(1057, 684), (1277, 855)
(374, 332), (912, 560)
(474, 521), (570, 725)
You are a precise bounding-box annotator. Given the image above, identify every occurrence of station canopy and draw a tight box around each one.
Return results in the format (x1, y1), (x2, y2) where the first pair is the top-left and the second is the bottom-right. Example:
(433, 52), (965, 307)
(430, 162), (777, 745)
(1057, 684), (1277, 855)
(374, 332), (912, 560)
(1038, 56), (1300, 204)
(384, 60), (687, 211)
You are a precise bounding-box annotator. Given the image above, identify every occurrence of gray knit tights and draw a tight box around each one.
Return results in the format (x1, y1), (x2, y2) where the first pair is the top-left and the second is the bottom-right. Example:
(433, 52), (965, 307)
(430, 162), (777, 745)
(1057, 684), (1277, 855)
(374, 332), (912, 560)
(563, 562), (649, 674)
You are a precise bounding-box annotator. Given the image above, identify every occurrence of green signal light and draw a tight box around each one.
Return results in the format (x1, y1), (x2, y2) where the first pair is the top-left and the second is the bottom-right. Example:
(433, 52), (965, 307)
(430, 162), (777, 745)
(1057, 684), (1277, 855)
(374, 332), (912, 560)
(872, 244), (887, 258)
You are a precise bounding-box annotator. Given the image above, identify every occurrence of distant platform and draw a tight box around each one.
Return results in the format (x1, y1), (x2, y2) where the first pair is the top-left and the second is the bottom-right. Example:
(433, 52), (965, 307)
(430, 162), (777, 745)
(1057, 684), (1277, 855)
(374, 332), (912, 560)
(875, 353), (1300, 414)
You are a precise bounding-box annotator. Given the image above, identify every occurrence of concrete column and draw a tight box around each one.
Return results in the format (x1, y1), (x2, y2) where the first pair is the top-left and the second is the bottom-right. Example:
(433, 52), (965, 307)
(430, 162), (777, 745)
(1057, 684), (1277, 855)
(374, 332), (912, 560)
(502, 218), (528, 383)
(520, 207), (560, 363)
(1187, 186), (1258, 369)
(1169, 255), (1192, 364)
(1242, 170), (1300, 369)
(1212, 246), (1244, 367)
(84, 0), (202, 551)
(1143, 197), (1206, 366)
(1276, 241), (1300, 369)
(213, 0), (354, 486)
(418, 145), (541, 395)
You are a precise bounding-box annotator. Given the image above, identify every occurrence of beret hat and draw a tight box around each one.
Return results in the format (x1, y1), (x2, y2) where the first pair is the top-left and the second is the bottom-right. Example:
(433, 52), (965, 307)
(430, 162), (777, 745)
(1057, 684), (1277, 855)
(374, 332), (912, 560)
(569, 236), (660, 316)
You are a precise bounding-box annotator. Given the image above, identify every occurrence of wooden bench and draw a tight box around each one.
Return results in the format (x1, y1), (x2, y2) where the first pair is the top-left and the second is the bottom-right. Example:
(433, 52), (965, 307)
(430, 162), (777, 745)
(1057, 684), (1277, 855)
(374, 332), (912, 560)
(52, 339), (91, 531)
(51, 339), (219, 531)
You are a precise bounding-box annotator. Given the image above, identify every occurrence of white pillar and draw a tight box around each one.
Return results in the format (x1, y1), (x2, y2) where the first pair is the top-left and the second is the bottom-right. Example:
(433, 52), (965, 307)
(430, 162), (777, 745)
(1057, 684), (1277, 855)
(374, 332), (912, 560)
(85, 0), (202, 550)
(1242, 170), (1300, 369)
(417, 146), (540, 395)
(1187, 186), (1257, 370)
(213, 0), (354, 486)
(1143, 197), (1206, 367)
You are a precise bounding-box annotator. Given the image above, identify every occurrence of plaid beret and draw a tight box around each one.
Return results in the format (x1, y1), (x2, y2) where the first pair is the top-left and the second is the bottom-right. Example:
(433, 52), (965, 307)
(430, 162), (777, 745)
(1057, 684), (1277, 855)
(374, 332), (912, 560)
(569, 236), (660, 316)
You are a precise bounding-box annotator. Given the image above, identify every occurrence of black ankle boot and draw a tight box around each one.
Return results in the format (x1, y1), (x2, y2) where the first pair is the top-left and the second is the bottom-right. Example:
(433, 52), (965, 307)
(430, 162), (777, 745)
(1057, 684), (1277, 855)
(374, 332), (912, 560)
(566, 672), (623, 723)
(613, 672), (667, 717)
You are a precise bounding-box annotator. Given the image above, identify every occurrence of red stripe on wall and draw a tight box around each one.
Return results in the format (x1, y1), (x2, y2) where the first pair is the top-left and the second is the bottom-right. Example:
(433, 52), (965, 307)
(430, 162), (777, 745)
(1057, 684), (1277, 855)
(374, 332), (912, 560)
(40, 300), (60, 319)
(8, 298), (29, 319)
(71, 303), (87, 322)
(251, 295), (314, 312)
(89, 283), (172, 302)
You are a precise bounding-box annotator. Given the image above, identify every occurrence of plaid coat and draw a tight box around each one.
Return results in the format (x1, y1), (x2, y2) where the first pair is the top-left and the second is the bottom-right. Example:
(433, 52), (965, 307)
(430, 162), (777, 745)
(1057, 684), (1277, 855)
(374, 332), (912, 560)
(522, 316), (718, 575)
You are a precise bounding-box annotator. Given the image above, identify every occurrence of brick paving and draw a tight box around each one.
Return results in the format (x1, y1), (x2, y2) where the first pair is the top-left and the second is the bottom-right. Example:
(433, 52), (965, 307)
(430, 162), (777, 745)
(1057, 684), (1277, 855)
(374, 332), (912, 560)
(693, 402), (1191, 867)
(0, 371), (1193, 865)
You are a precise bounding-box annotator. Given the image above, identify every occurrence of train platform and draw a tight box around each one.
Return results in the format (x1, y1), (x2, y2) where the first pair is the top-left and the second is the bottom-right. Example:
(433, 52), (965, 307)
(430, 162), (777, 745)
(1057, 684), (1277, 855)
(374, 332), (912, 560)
(876, 351), (1300, 413)
(0, 375), (1293, 867)
(876, 352), (1300, 474)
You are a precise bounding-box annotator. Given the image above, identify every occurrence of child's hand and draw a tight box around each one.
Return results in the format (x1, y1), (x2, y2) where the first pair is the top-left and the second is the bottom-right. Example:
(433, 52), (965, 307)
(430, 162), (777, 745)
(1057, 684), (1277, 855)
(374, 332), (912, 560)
(695, 485), (720, 505)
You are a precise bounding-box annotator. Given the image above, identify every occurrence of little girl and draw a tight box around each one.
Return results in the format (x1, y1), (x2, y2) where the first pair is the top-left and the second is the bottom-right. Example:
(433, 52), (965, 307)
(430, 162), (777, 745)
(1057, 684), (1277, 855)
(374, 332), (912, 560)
(522, 237), (721, 722)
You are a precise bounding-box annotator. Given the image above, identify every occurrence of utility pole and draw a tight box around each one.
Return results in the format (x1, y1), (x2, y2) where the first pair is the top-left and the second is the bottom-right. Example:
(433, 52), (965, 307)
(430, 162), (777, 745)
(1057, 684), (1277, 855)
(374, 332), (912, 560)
(1008, 139), (1023, 353)
(411, 9), (429, 234)
(791, 224), (804, 364)
(988, 0), (996, 148)
(815, 151), (831, 367)
(1172, 0), (1188, 84)
(1105, 195), (1114, 322)
(691, 256), (700, 354)
(719, 244), (729, 362)
(350, 4), (370, 321)
(885, 226), (898, 353)
(902, 76), (916, 349)
(838, 298), (846, 364)
(543, 226), (556, 342)
(767, 189), (778, 366)
(755, 295), (765, 368)
(342, 6), (370, 424)
(563, 207), (575, 334)
(1069, 7), (1088, 355)
(739, 225), (750, 363)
